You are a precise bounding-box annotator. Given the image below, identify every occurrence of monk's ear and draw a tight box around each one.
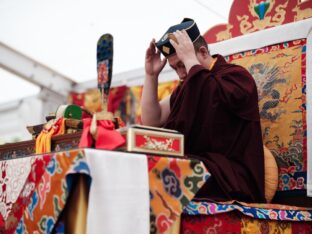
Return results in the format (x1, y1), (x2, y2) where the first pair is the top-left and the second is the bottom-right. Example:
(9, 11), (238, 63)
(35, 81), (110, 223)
(198, 46), (209, 58)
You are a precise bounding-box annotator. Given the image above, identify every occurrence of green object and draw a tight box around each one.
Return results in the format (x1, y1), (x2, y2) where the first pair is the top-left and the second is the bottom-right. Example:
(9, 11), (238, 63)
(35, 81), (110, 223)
(64, 105), (82, 120)
(56, 105), (82, 120)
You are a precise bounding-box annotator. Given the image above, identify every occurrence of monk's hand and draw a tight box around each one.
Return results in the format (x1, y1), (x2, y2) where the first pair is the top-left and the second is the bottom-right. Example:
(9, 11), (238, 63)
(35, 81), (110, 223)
(170, 30), (199, 73)
(145, 39), (167, 78)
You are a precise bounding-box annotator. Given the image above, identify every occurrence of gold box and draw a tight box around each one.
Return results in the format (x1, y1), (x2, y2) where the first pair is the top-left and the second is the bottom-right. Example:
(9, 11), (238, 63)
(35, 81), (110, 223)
(117, 125), (184, 157)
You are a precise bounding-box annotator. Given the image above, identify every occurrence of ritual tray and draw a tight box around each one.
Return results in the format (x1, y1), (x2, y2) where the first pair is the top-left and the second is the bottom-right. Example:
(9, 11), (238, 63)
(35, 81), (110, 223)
(0, 132), (81, 160)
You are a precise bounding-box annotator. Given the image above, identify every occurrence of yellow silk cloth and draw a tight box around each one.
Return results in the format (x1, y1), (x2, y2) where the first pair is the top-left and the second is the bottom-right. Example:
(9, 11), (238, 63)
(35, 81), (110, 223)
(241, 215), (292, 233)
(35, 117), (65, 154)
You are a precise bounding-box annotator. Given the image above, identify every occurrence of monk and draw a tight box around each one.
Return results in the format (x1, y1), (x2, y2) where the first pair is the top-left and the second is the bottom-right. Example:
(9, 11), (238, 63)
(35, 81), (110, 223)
(141, 18), (266, 203)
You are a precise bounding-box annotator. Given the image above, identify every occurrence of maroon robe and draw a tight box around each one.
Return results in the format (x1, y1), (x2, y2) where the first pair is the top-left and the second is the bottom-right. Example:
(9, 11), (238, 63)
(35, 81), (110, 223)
(164, 55), (266, 203)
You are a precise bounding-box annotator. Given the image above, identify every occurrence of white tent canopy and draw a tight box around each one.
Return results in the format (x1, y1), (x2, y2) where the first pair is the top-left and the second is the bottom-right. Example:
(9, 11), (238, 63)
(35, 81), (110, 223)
(0, 0), (231, 101)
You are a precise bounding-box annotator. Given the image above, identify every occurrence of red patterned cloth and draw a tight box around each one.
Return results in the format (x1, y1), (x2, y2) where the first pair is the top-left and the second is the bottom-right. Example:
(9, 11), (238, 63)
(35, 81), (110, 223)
(181, 213), (241, 234)
(181, 212), (312, 234)
(79, 118), (125, 150)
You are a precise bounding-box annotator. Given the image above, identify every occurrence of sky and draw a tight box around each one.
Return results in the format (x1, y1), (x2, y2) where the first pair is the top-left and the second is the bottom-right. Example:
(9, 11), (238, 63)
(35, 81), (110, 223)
(0, 0), (232, 104)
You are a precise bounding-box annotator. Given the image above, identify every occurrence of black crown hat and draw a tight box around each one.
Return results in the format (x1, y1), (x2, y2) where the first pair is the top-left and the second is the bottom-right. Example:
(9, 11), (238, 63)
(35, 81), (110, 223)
(155, 18), (200, 57)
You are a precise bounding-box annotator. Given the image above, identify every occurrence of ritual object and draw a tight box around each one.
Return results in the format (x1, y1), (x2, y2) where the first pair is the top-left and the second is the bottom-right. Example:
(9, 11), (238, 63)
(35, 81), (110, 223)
(117, 125), (184, 157)
(33, 104), (83, 154)
(27, 104), (83, 139)
(89, 33), (115, 140)
(78, 33), (125, 150)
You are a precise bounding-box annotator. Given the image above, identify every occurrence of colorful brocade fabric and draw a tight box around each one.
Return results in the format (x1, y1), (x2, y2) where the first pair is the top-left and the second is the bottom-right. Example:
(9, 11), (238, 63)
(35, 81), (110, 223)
(1, 148), (311, 233)
(0, 150), (89, 233)
(181, 212), (312, 234)
(0, 149), (209, 233)
(226, 39), (307, 192)
(184, 201), (312, 221)
(147, 156), (210, 234)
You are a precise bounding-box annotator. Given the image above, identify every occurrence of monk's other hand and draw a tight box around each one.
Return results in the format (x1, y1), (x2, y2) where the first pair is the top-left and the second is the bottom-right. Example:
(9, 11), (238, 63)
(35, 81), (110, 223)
(145, 39), (167, 78)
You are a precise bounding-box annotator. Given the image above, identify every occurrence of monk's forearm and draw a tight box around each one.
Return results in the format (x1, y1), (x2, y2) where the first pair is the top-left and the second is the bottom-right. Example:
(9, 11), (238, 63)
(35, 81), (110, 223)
(141, 75), (161, 126)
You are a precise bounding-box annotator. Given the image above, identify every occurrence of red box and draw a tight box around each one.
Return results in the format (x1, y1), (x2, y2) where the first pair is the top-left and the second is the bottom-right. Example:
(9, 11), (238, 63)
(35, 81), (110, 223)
(117, 125), (184, 157)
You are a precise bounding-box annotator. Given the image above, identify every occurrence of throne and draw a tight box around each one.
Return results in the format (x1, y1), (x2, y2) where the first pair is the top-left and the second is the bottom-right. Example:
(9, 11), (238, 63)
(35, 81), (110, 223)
(178, 0), (312, 232)
(40, 1), (311, 232)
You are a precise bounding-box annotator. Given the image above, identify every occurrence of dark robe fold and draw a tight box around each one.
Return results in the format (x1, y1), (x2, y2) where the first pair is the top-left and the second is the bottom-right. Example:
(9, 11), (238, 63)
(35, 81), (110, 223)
(163, 55), (266, 203)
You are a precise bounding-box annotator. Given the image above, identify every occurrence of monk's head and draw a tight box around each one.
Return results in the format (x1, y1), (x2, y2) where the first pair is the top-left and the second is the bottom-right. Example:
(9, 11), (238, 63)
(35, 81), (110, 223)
(155, 18), (211, 80)
(167, 35), (210, 80)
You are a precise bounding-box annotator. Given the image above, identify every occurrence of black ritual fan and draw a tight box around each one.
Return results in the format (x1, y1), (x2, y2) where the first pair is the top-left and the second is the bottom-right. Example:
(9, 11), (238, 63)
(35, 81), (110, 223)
(89, 34), (115, 138)
(97, 33), (113, 109)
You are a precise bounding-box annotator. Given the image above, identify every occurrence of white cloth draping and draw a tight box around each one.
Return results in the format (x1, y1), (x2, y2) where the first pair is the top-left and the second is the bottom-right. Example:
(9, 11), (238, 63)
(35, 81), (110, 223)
(85, 149), (150, 233)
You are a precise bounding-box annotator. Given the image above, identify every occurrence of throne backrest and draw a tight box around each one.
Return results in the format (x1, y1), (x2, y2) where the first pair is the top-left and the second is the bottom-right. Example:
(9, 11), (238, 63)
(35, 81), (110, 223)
(225, 39), (307, 193)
